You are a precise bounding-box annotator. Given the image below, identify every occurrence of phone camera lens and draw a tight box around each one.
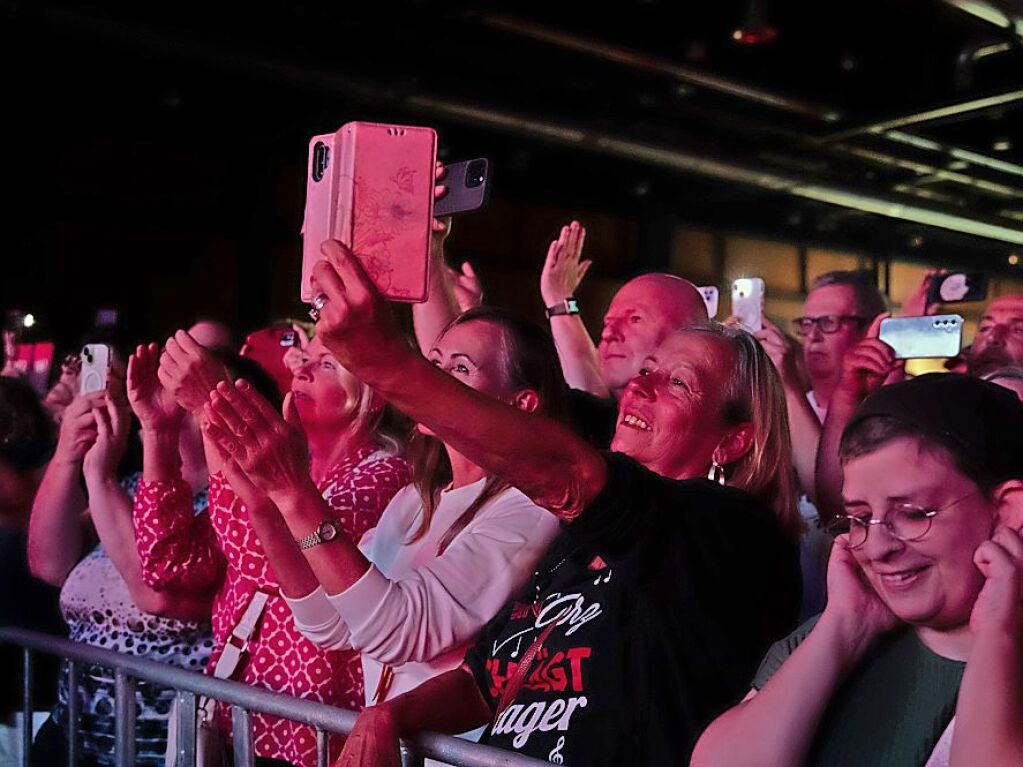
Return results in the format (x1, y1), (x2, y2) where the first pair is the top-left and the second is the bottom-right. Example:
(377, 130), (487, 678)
(312, 142), (330, 183)
(465, 160), (486, 189)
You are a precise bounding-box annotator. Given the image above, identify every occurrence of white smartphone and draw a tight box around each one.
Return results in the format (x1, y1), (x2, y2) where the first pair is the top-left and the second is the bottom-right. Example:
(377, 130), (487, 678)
(731, 278), (765, 332)
(878, 314), (963, 360)
(698, 286), (719, 319)
(79, 343), (111, 395)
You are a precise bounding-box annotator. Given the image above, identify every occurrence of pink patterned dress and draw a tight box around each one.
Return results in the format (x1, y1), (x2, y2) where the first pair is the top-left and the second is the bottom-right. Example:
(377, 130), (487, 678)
(133, 444), (409, 767)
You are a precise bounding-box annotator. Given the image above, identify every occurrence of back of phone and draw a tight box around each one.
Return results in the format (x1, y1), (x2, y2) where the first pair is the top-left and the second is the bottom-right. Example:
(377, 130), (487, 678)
(301, 132), (344, 303)
(732, 278), (765, 332)
(337, 122), (437, 302)
(79, 343), (111, 395)
(698, 286), (719, 319)
(879, 315), (963, 360)
(927, 272), (989, 305)
(434, 158), (490, 217)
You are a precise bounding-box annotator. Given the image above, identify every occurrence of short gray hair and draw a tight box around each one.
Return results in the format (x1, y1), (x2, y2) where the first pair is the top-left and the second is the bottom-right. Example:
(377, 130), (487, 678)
(811, 270), (887, 320)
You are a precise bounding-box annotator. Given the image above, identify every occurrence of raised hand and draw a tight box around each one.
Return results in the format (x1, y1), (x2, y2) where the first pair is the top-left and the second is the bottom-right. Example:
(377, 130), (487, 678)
(310, 240), (415, 382)
(54, 391), (105, 464)
(43, 355), (81, 423)
(970, 525), (1023, 638)
(446, 260), (483, 312)
(158, 330), (230, 414)
(82, 394), (132, 483)
(834, 314), (900, 405)
(128, 343), (184, 431)
(541, 220), (591, 307)
(202, 381), (310, 500)
(755, 314), (806, 391)
(333, 706), (402, 767)
(822, 535), (900, 651)
(900, 269), (946, 318)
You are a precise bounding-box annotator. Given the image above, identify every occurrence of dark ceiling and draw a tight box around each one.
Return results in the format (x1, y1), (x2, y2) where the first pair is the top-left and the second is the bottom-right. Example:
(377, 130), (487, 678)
(4, 0), (1023, 341)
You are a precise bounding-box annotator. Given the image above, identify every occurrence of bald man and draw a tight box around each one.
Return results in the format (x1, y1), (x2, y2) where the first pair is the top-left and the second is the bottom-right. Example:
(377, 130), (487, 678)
(967, 294), (1023, 378)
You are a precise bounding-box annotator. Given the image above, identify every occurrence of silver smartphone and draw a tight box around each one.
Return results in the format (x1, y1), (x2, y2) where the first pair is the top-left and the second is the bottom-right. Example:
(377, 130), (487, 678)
(79, 343), (112, 395)
(878, 315), (963, 360)
(731, 278), (765, 332)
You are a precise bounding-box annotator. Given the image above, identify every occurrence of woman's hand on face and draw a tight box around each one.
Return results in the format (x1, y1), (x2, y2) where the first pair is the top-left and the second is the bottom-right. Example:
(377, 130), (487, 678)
(158, 330), (230, 414)
(128, 343), (184, 432)
(822, 535), (899, 652)
(970, 525), (1023, 640)
(54, 391), (104, 464)
(310, 240), (414, 382)
(82, 394), (132, 483)
(540, 220), (591, 306)
(202, 381), (310, 500)
(333, 705), (402, 767)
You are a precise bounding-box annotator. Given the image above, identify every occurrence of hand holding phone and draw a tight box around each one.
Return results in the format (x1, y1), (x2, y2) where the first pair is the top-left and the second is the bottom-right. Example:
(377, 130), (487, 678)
(433, 159), (490, 217)
(878, 314), (963, 360)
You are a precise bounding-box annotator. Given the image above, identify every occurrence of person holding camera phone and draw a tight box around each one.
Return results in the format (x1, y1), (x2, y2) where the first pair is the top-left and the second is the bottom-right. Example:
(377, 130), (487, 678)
(302, 240), (800, 767)
(692, 373), (1023, 767)
(27, 335), (218, 767)
(131, 330), (408, 767)
(200, 307), (563, 767)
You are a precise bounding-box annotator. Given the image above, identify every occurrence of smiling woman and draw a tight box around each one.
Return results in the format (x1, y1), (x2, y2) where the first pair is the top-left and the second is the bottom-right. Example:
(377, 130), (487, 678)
(304, 241), (801, 767)
(692, 373), (1023, 767)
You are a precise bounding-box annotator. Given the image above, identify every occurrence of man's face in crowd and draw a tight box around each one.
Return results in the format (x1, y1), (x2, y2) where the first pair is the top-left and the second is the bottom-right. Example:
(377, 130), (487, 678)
(968, 295), (1023, 378)
(801, 284), (867, 386)
(598, 275), (707, 398)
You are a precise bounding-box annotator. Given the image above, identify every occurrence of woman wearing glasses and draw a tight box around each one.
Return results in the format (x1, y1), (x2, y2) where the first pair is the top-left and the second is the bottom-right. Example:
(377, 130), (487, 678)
(692, 373), (1023, 767)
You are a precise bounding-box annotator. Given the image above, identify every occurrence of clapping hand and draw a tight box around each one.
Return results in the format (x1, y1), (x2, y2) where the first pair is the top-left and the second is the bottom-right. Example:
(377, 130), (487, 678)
(158, 330), (230, 414)
(127, 343), (184, 431)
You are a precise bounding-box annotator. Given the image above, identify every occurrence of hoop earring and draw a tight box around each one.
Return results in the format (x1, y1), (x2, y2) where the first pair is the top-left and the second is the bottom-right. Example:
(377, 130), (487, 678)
(707, 460), (727, 486)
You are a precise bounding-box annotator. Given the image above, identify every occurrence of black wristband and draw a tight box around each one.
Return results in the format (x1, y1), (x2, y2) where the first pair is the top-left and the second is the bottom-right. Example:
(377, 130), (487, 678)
(545, 298), (580, 319)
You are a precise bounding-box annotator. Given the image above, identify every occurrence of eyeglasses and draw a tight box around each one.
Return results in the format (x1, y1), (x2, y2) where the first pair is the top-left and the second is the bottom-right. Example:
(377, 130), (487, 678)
(827, 491), (979, 549)
(791, 315), (867, 336)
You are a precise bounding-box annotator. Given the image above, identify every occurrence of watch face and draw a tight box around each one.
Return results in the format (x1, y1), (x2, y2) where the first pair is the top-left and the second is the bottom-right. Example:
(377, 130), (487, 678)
(566, 299), (579, 313)
(318, 521), (339, 542)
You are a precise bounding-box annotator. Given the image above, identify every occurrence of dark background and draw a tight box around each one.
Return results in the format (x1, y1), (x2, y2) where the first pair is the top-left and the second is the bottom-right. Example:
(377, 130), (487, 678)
(4, 0), (1023, 354)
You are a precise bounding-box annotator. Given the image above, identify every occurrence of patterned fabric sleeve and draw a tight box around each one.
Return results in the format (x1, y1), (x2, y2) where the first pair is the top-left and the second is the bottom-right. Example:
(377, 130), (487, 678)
(133, 477), (226, 591)
(322, 454), (411, 542)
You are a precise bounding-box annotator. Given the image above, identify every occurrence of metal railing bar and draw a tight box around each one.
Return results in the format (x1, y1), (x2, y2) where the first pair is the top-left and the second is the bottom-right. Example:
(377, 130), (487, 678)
(231, 705), (254, 767)
(316, 727), (329, 767)
(0, 628), (553, 767)
(66, 660), (80, 767)
(114, 668), (136, 767)
(174, 690), (198, 767)
(21, 649), (31, 767)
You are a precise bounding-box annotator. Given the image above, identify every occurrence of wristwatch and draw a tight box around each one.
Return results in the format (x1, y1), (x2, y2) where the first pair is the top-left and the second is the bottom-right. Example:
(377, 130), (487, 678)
(296, 520), (344, 550)
(545, 298), (580, 319)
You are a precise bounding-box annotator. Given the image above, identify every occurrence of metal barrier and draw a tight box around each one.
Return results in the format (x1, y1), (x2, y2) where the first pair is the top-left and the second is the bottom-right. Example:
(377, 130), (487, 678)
(0, 628), (553, 767)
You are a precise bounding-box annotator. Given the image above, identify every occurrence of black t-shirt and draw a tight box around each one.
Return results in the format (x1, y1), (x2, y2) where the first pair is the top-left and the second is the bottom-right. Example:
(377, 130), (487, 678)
(464, 452), (801, 766)
(0, 527), (66, 716)
(565, 389), (618, 449)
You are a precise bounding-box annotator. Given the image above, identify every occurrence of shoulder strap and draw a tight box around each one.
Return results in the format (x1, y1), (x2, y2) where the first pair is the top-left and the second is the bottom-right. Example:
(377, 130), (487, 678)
(211, 590), (271, 680)
(494, 622), (558, 720)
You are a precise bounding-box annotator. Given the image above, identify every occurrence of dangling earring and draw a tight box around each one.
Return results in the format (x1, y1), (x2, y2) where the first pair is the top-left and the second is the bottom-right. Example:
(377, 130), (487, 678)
(707, 460), (727, 486)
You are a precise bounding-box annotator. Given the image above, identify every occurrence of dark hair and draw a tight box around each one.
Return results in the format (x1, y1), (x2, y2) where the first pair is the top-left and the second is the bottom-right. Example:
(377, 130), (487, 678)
(812, 270), (887, 321)
(407, 307), (567, 552)
(839, 415), (999, 493)
(211, 349), (284, 411)
(0, 377), (54, 472)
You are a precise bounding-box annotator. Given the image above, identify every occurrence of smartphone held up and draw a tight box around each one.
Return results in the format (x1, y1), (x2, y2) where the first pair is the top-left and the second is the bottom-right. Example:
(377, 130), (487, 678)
(879, 315), (964, 360)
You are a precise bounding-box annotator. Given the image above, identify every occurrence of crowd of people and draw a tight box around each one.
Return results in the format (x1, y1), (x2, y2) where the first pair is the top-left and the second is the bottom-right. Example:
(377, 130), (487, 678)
(2, 187), (1023, 767)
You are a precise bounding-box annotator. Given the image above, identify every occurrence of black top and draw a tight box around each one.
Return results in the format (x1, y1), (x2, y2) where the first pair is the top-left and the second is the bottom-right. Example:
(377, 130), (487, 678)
(464, 452), (801, 766)
(565, 389), (618, 449)
(0, 527), (66, 716)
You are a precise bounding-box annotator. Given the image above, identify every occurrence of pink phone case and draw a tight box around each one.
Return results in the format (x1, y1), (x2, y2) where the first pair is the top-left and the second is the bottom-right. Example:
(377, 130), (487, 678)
(301, 131), (343, 304)
(301, 122), (437, 303)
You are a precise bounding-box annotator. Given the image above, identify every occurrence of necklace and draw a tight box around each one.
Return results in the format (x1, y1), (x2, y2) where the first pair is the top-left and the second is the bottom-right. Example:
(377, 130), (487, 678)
(534, 556), (569, 601)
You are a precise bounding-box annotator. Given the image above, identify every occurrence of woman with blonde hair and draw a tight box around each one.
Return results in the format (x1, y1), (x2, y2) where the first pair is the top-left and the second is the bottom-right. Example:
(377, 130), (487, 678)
(265, 242), (802, 767)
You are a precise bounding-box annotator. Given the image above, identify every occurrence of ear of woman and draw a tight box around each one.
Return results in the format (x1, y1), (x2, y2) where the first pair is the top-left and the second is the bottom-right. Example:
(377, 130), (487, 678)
(992, 480), (1023, 531)
(713, 422), (756, 469)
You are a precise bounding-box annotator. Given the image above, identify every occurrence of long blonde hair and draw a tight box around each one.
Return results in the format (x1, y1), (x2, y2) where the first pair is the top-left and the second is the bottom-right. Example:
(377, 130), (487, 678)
(681, 324), (803, 540)
(406, 307), (567, 553)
